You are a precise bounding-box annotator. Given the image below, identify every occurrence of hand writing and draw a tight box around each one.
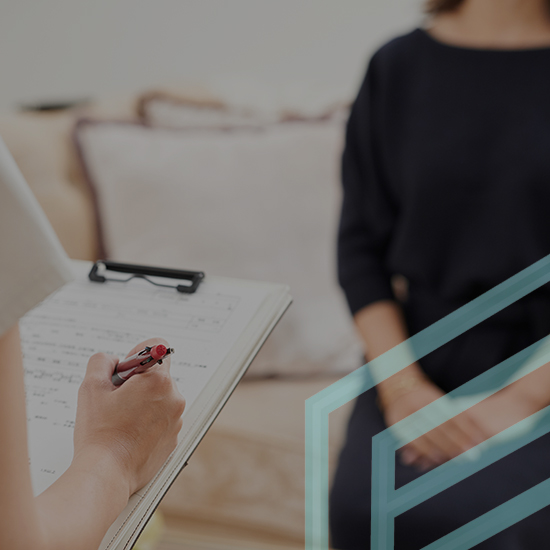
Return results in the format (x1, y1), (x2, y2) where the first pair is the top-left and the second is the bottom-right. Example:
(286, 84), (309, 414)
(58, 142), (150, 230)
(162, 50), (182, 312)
(73, 338), (186, 496)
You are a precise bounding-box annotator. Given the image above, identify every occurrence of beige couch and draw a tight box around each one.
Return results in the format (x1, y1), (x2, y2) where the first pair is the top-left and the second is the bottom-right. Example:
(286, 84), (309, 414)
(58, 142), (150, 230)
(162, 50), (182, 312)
(1, 96), (356, 547)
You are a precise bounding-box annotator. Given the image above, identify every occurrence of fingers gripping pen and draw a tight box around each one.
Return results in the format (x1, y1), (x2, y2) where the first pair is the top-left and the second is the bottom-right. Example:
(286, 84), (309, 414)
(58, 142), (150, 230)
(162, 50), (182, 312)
(112, 344), (174, 386)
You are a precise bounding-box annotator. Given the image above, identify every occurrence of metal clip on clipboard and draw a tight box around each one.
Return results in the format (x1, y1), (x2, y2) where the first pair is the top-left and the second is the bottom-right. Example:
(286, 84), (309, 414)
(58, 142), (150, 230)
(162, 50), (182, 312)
(89, 260), (205, 294)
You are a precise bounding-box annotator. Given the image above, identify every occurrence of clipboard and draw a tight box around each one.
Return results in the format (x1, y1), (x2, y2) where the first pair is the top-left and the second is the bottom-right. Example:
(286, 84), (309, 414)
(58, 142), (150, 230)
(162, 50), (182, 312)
(21, 260), (292, 550)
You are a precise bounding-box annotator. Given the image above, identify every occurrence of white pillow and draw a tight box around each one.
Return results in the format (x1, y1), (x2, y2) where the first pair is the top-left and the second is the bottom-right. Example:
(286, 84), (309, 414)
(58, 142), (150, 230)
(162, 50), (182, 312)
(75, 119), (361, 377)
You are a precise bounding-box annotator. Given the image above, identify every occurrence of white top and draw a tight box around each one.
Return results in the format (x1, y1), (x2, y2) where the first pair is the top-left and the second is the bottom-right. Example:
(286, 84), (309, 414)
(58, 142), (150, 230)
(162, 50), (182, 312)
(0, 135), (73, 337)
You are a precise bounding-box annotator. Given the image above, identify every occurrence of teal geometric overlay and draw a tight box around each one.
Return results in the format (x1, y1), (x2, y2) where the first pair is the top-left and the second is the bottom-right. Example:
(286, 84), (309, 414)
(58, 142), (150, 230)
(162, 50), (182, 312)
(305, 254), (550, 550)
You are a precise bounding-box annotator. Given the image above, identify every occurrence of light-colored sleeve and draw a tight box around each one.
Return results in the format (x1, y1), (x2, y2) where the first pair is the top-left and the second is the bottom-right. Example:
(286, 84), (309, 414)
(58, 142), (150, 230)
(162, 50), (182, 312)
(0, 135), (74, 336)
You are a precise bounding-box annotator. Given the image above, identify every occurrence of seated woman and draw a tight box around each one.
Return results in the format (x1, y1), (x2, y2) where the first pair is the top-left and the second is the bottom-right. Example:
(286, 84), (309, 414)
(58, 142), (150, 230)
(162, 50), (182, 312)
(330, 0), (550, 548)
(0, 135), (186, 550)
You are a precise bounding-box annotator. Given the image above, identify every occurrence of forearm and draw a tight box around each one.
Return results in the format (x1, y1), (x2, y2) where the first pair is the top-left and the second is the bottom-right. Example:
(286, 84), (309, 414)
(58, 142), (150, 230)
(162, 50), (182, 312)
(36, 447), (130, 550)
(0, 324), (44, 550)
(354, 300), (428, 406)
(504, 361), (550, 412)
(0, 325), (131, 550)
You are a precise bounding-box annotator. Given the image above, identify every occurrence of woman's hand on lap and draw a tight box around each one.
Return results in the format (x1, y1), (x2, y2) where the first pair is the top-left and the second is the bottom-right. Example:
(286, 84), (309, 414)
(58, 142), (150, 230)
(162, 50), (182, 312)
(379, 378), (487, 471)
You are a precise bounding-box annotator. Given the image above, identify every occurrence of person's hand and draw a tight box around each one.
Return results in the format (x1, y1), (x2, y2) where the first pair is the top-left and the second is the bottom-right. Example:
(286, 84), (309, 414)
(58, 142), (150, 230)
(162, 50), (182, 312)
(379, 378), (487, 471)
(467, 387), (539, 441)
(73, 338), (186, 496)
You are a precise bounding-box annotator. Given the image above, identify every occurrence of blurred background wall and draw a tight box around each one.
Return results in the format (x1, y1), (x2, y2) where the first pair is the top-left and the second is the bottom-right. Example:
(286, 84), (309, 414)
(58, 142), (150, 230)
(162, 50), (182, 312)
(0, 0), (423, 110)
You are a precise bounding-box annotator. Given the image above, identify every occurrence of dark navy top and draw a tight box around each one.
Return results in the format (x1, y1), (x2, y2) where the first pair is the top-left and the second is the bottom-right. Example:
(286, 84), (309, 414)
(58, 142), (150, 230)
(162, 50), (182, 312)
(338, 28), (550, 324)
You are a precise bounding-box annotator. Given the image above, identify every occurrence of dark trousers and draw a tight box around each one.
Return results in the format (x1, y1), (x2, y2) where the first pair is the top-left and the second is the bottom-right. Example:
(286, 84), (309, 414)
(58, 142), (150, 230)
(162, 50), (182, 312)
(330, 293), (550, 549)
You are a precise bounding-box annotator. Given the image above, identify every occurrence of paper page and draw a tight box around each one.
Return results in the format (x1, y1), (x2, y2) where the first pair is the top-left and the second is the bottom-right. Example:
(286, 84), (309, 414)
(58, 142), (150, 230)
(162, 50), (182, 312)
(21, 264), (270, 496)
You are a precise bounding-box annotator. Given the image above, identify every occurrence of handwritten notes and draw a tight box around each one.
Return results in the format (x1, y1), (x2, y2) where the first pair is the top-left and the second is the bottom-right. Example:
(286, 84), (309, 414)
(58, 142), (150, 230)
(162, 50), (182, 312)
(21, 265), (269, 495)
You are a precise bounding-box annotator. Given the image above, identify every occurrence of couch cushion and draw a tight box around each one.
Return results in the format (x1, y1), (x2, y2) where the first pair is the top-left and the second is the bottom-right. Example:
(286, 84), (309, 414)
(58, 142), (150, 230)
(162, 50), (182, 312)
(138, 91), (270, 129)
(138, 90), (349, 129)
(74, 119), (362, 378)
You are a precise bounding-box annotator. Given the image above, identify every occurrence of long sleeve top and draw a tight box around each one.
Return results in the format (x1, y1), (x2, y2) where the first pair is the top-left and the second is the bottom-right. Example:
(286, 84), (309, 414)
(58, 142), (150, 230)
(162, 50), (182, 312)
(338, 28), (550, 321)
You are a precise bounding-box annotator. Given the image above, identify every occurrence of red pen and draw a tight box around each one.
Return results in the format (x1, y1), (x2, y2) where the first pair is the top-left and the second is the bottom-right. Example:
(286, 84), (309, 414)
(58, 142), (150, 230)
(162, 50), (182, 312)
(112, 344), (174, 386)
